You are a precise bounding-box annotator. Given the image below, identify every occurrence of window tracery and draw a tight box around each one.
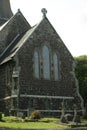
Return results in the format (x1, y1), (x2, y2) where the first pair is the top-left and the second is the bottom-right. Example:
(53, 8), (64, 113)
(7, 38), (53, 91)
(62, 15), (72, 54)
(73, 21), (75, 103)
(33, 45), (59, 81)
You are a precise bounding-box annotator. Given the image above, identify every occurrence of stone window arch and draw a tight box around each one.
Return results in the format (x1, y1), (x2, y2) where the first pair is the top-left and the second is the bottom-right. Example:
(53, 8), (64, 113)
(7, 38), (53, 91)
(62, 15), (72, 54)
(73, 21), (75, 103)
(33, 46), (59, 81)
(42, 45), (50, 79)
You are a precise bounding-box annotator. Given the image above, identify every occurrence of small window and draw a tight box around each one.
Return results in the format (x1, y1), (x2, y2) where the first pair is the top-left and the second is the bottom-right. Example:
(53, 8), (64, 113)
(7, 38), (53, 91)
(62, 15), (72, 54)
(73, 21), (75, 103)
(6, 65), (10, 85)
(14, 77), (18, 89)
(34, 51), (39, 78)
(42, 46), (50, 79)
(53, 53), (58, 80)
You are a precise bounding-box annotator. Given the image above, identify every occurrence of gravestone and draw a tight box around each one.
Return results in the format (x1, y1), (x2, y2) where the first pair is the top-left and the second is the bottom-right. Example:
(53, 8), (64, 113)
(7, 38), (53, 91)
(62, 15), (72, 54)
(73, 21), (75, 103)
(73, 104), (81, 123)
(60, 101), (68, 123)
(17, 112), (23, 118)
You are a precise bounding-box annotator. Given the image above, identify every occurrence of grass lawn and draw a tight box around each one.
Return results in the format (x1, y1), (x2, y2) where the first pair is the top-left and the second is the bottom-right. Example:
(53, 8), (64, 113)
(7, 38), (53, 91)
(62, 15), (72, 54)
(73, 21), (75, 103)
(0, 116), (87, 129)
(0, 122), (68, 129)
(0, 117), (68, 129)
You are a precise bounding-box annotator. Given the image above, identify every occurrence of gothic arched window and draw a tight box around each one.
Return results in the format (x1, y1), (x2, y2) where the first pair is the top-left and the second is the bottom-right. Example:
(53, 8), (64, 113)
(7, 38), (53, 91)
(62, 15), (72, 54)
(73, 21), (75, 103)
(53, 53), (58, 80)
(42, 46), (50, 79)
(34, 51), (39, 78)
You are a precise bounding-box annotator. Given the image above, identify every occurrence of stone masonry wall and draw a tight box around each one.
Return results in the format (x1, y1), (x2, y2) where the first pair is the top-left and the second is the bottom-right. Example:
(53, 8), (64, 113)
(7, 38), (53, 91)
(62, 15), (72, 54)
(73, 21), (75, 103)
(17, 17), (83, 111)
(0, 16), (83, 113)
(0, 60), (15, 112)
(0, 64), (6, 111)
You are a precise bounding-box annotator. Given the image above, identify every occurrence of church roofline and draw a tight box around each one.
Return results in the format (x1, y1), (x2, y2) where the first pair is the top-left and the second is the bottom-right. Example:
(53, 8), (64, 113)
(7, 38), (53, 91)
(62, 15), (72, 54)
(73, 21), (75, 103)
(0, 24), (38, 65)
(40, 13), (74, 61)
(0, 9), (31, 32)
(0, 9), (74, 65)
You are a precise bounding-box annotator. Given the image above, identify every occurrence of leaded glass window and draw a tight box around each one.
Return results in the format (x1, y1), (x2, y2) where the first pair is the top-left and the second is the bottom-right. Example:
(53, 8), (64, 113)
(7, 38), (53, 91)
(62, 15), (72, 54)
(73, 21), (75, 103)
(33, 46), (59, 81)
(34, 51), (39, 78)
(53, 53), (58, 80)
(42, 46), (50, 79)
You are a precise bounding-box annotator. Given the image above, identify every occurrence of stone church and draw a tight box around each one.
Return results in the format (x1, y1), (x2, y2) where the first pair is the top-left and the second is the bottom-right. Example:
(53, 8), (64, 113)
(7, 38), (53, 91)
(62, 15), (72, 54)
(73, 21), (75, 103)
(0, 0), (84, 116)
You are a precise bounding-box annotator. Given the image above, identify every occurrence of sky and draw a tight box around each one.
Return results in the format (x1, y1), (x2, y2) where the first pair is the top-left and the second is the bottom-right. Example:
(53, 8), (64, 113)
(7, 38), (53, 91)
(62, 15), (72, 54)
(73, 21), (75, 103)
(10, 0), (87, 57)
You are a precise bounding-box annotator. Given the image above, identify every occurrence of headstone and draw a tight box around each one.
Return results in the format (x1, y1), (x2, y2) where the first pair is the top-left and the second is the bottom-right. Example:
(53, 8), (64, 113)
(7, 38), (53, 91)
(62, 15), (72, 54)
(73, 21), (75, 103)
(73, 115), (81, 123)
(60, 101), (68, 123)
(4, 109), (9, 116)
(64, 114), (73, 121)
(17, 112), (23, 118)
(60, 115), (68, 124)
(73, 104), (81, 123)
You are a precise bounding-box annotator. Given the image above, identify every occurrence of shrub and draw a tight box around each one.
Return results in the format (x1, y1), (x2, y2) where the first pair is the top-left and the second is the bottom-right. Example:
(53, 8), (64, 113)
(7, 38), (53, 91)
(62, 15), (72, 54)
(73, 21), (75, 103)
(31, 110), (41, 119)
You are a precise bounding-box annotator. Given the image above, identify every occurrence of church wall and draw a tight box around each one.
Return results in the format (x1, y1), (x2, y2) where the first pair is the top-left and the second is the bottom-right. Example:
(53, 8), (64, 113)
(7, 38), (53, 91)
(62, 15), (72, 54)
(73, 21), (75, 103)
(17, 18), (82, 111)
(0, 1), (83, 115)
(18, 19), (74, 97)
(0, 61), (15, 112)
(0, 64), (7, 111)
(0, 17), (83, 114)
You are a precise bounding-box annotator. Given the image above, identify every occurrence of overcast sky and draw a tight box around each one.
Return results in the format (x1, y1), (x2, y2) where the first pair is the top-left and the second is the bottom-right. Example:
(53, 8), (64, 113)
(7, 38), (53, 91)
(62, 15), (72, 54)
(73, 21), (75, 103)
(10, 0), (87, 57)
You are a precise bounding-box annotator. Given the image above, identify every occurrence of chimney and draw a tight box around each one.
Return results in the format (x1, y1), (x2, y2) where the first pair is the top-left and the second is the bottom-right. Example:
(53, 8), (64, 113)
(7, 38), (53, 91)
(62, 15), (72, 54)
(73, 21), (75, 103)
(0, 0), (13, 26)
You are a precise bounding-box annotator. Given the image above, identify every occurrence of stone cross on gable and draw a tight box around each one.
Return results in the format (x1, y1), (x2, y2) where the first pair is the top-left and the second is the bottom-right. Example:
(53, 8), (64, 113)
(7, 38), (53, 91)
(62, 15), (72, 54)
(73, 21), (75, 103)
(41, 8), (47, 17)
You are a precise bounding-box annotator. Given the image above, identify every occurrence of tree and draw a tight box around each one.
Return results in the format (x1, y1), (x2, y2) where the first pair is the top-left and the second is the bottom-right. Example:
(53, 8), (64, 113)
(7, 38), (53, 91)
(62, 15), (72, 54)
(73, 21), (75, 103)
(75, 55), (87, 105)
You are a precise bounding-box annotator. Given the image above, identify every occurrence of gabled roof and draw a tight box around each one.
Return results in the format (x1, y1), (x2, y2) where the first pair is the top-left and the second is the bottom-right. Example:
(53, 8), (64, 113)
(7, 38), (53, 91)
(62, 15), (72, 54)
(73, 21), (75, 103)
(0, 23), (39, 65)
(0, 10), (31, 55)
(0, 9), (31, 32)
(0, 14), (74, 65)
(0, 14), (46, 65)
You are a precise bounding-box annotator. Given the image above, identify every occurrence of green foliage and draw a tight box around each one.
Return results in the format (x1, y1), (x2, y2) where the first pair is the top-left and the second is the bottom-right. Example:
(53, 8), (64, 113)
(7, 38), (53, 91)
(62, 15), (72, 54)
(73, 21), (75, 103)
(0, 121), (67, 129)
(75, 55), (87, 104)
(3, 116), (23, 122)
(0, 117), (67, 129)
(40, 117), (58, 122)
(31, 110), (41, 119)
(0, 116), (87, 129)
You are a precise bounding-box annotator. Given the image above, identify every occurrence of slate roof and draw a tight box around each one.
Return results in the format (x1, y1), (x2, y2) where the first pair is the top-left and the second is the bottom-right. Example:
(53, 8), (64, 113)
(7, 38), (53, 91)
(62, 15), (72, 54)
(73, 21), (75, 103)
(0, 23), (39, 65)
(0, 14), (74, 65)
(0, 10), (33, 65)
(0, 18), (10, 30)
(0, 10), (31, 32)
